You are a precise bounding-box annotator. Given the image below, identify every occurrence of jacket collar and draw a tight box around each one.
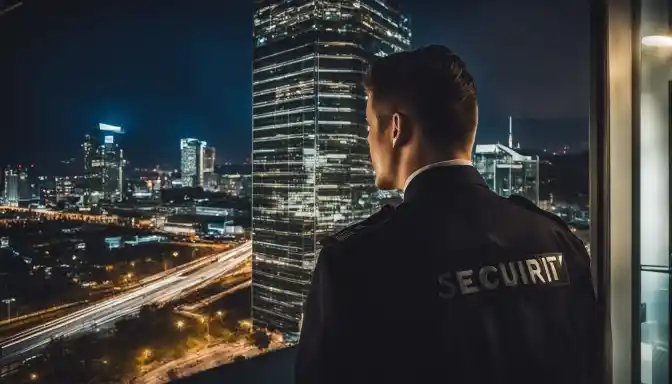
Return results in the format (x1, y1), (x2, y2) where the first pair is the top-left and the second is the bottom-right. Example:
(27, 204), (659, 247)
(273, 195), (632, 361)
(402, 164), (488, 202)
(402, 159), (473, 192)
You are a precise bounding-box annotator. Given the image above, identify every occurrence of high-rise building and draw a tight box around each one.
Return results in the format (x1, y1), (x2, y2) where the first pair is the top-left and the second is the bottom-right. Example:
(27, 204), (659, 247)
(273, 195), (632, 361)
(98, 124), (125, 203)
(17, 165), (31, 203)
(251, 0), (411, 336)
(83, 134), (97, 174)
(82, 124), (125, 204)
(3, 166), (18, 206)
(82, 134), (102, 201)
(180, 138), (207, 187)
(203, 146), (216, 173)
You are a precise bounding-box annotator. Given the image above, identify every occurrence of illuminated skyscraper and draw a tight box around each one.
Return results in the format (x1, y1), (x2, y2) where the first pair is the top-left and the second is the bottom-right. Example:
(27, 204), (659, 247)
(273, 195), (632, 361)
(99, 124), (125, 203)
(180, 138), (207, 187)
(203, 146), (216, 173)
(3, 166), (18, 206)
(17, 165), (31, 202)
(82, 134), (102, 202)
(82, 134), (96, 174)
(251, 0), (411, 336)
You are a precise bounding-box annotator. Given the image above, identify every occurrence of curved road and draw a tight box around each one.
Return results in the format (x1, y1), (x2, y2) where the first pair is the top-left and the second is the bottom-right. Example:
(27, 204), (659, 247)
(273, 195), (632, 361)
(0, 242), (252, 366)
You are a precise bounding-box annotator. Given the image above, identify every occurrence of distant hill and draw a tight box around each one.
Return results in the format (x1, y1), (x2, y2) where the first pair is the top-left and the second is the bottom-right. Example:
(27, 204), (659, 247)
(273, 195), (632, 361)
(543, 151), (589, 205)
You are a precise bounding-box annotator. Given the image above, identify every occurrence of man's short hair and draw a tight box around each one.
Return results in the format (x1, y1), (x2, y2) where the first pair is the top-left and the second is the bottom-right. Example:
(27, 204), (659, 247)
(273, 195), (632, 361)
(363, 45), (478, 149)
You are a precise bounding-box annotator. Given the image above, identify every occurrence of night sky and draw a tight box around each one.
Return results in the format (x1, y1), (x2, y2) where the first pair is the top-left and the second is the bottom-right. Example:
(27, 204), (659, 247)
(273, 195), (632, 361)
(0, 0), (589, 172)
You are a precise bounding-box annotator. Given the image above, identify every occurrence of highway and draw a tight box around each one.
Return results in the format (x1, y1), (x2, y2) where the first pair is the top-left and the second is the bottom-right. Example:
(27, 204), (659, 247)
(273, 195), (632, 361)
(0, 242), (252, 366)
(0, 205), (119, 224)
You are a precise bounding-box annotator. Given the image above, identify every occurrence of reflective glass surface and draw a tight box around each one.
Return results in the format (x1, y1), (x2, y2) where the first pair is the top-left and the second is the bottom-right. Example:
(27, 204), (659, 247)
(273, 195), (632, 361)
(251, 0), (411, 336)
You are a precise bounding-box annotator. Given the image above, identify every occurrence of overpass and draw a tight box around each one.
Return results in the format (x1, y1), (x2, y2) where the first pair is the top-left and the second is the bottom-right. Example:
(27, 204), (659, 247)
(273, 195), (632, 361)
(0, 242), (252, 367)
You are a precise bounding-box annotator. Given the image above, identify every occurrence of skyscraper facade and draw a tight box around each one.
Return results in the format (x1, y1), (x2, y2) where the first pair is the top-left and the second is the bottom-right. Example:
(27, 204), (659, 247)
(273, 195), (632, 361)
(83, 134), (102, 204)
(3, 167), (18, 206)
(17, 165), (31, 203)
(100, 136), (124, 202)
(203, 146), (216, 173)
(81, 125), (126, 204)
(97, 124), (125, 203)
(251, 0), (411, 336)
(82, 134), (97, 175)
(180, 138), (207, 187)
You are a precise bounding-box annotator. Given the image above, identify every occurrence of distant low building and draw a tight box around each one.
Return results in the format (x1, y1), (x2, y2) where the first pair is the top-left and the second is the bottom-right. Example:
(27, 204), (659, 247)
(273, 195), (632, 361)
(219, 173), (251, 198)
(162, 222), (199, 236)
(207, 221), (244, 236)
(203, 172), (219, 192)
(55, 176), (74, 201)
(473, 144), (540, 204)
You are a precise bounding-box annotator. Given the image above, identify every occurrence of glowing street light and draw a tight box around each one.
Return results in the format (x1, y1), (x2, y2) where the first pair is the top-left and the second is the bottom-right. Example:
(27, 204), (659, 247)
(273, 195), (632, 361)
(2, 298), (16, 322)
(176, 320), (185, 330)
(642, 35), (672, 48)
(201, 316), (211, 345)
(29, 373), (38, 381)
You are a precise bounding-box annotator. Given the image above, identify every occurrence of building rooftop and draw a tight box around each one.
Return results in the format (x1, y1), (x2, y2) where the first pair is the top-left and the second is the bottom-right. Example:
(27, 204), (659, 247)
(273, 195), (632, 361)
(474, 143), (536, 161)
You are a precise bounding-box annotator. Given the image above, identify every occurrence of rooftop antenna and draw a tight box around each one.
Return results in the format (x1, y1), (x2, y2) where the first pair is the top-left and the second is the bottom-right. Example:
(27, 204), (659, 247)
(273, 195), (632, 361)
(508, 116), (513, 148)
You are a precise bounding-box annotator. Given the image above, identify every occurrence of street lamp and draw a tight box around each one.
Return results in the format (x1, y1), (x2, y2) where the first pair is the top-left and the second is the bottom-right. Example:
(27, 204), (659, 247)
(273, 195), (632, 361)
(176, 320), (184, 330)
(200, 316), (211, 345)
(642, 35), (672, 48)
(2, 297), (16, 322)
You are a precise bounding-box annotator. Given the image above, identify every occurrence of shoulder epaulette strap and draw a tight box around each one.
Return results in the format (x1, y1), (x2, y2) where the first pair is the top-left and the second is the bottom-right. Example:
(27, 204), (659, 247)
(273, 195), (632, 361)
(507, 195), (570, 230)
(319, 204), (396, 247)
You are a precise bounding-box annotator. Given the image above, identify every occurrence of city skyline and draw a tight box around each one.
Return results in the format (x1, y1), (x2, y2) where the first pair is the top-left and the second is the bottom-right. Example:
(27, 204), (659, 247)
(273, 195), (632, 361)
(0, 0), (589, 168)
(0, 0), (666, 382)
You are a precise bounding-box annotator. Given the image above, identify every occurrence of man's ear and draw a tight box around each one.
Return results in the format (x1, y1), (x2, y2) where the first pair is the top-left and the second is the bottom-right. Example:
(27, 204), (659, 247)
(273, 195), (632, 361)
(391, 112), (410, 148)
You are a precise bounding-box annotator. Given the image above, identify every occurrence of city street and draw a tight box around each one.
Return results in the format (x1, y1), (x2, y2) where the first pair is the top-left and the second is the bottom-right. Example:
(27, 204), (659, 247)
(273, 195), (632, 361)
(136, 340), (284, 384)
(0, 242), (252, 366)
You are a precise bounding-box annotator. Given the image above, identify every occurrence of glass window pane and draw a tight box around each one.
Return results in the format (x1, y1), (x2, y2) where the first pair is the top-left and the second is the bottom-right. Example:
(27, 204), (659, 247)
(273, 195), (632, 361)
(640, 270), (670, 384)
(638, 0), (672, 382)
(639, 0), (671, 269)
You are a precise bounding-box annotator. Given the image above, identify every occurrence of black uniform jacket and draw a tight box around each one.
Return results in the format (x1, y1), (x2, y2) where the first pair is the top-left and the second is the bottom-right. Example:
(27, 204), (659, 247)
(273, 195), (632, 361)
(295, 165), (598, 384)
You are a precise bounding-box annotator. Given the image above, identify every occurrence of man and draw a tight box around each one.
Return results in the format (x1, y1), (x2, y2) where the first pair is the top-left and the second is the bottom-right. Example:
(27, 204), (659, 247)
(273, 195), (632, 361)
(295, 46), (597, 384)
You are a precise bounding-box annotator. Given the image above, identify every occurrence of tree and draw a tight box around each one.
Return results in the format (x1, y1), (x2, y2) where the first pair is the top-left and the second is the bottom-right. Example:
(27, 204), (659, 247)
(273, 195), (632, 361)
(220, 329), (235, 342)
(253, 330), (271, 351)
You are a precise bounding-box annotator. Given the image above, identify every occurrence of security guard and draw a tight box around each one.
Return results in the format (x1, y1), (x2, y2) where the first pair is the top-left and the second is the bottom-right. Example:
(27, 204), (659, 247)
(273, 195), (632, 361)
(295, 46), (598, 384)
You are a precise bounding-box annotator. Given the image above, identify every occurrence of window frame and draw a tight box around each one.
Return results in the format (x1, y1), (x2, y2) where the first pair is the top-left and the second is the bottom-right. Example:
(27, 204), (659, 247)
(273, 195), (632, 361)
(590, 0), (640, 382)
